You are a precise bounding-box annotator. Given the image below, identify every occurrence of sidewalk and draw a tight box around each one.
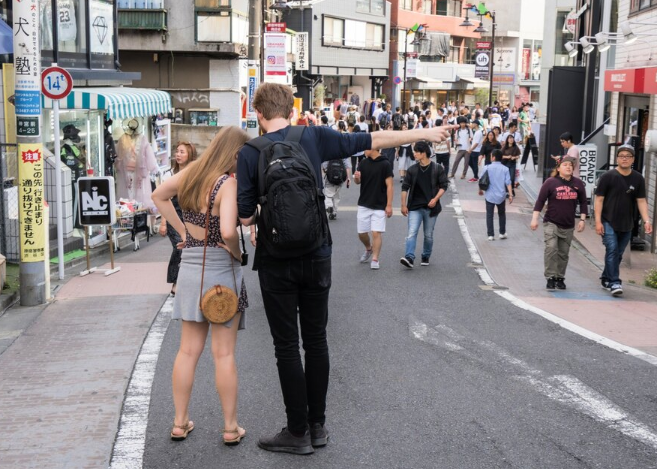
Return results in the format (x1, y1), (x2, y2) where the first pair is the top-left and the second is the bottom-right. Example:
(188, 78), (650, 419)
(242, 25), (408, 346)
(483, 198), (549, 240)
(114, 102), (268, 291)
(0, 237), (171, 468)
(453, 163), (657, 359)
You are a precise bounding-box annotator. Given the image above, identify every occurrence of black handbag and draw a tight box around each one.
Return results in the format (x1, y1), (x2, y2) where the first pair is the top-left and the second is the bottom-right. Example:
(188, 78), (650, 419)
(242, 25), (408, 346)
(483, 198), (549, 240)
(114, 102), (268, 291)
(478, 171), (490, 191)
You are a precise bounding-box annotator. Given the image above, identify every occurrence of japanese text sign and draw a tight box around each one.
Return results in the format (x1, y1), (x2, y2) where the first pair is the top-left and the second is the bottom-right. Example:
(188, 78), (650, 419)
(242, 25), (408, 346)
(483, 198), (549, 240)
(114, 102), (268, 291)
(18, 143), (45, 262)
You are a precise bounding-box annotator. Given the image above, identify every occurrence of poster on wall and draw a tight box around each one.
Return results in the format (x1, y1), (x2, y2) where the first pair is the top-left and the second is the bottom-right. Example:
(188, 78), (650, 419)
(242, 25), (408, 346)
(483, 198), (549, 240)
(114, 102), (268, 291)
(264, 33), (287, 79)
(90, 0), (114, 55)
(296, 32), (309, 71)
(494, 47), (516, 73)
(13, 0), (41, 119)
(18, 144), (45, 262)
(522, 49), (531, 80)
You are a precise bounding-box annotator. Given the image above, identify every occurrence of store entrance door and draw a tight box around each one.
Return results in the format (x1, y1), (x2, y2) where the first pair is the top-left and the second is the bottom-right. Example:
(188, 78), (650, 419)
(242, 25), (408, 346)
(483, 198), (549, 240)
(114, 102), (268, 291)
(621, 95), (650, 173)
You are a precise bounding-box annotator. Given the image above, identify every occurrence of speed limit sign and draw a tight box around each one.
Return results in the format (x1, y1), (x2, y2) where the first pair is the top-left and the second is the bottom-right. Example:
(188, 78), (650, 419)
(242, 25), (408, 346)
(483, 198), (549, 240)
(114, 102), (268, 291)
(41, 66), (73, 101)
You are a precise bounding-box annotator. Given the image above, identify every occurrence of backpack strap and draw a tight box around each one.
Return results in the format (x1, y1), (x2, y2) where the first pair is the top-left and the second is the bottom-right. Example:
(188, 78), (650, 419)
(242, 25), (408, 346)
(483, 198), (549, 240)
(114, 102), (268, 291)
(285, 125), (305, 143)
(244, 135), (273, 152)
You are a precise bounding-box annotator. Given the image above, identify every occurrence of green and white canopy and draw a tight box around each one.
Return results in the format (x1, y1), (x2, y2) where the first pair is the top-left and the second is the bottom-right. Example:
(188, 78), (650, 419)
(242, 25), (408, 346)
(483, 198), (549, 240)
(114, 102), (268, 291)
(42, 87), (172, 119)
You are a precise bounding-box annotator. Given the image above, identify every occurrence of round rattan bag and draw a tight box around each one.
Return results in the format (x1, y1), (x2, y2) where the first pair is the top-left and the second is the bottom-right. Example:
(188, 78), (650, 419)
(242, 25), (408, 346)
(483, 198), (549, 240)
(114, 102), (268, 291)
(201, 285), (238, 324)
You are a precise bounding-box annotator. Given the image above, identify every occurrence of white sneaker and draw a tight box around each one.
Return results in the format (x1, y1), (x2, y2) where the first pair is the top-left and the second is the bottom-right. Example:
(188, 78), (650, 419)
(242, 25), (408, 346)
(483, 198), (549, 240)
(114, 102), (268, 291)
(370, 260), (380, 270)
(487, 236), (494, 241)
(499, 233), (508, 239)
(360, 249), (373, 263)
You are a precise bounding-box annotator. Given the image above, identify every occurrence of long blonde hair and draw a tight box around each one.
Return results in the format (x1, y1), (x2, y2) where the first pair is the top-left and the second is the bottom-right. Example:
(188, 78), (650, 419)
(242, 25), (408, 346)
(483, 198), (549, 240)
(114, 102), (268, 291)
(178, 126), (250, 212)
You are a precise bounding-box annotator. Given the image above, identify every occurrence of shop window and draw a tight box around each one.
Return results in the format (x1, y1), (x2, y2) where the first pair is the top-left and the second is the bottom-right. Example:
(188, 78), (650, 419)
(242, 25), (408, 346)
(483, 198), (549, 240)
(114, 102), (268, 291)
(195, 10), (246, 43)
(365, 23), (384, 50)
(195, 0), (231, 7)
(436, 0), (462, 17)
(401, 0), (412, 11)
(554, 10), (575, 67)
(356, 0), (384, 14)
(521, 39), (542, 81)
(422, 0), (433, 14)
(323, 17), (344, 46)
(630, 0), (657, 13)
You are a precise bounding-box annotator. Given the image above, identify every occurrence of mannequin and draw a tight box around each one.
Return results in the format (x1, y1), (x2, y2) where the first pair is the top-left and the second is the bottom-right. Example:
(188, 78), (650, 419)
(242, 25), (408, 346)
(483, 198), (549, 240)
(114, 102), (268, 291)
(115, 118), (158, 208)
(104, 117), (118, 177)
(60, 124), (86, 228)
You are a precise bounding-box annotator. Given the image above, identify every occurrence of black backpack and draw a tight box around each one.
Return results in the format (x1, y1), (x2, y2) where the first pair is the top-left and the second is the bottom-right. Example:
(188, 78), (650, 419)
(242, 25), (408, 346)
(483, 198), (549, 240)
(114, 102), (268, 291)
(326, 159), (347, 185)
(245, 126), (327, 259)
(347, 112), (357, 126)
(478, 170), (490, 191)
(392, 113), (403, 130)
(407, 113), (416, 128)
(379, 112), (390, 130)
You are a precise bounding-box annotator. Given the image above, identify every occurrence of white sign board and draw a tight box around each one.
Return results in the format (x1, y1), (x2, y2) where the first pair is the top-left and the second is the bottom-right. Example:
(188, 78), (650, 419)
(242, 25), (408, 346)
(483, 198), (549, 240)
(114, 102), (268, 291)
(406, 59), (418, 79)
(296, 32), (309, 71)
(90, 0), (114, 55)
(578, 144), (598, 199)
(264, 33), (287, 80)
(494, 47), (516, 73)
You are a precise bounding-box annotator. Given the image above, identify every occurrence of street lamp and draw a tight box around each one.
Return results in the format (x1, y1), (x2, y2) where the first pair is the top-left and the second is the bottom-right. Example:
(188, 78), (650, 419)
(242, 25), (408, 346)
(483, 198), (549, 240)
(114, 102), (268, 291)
(460, 4), (496, 108)
(402, 27), (425, 112)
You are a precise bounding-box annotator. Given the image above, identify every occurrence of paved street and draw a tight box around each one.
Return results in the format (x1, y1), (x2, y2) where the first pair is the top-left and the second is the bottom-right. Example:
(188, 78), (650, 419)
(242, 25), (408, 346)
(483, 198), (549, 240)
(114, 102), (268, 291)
(137, 172), (657, 468)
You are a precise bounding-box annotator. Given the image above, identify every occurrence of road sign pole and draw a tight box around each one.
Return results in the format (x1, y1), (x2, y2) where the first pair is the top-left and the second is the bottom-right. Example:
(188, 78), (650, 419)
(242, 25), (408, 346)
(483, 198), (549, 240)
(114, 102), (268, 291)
(41, 64), (74, 280)
(53, 84), (64, 279)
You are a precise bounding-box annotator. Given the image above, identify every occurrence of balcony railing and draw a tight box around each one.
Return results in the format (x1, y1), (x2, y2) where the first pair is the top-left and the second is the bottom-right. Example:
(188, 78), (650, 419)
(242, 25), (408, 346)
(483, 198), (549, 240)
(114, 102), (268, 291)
(118, 9), (168, 31)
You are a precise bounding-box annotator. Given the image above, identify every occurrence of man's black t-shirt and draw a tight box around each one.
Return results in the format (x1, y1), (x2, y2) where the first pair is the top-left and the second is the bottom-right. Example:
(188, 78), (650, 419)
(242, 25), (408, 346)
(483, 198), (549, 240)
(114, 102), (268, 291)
(595, 169), (646, 232)
(357, 156), (393, 211)
(408, 164), (433, 211)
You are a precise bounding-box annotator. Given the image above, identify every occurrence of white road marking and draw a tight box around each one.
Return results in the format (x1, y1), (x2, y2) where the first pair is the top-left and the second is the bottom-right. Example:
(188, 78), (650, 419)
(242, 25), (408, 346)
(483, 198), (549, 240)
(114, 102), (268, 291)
(448, 180), (657, 368)
(110, 297), (173, 469)
(410, 318), (657, 451)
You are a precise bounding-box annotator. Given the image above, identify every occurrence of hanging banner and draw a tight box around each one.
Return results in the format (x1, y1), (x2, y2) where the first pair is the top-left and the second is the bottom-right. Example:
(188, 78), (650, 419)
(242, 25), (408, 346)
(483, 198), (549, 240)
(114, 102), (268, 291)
(246, 63), (259, 133)
(18, 143), (45, 262)
(264, 33), (287, 79)
(90, 0), (114, 55)
(475, 50), (490, 79)
(522, 48), (531, 80)
(494, 47), (516, 72)
(406, 59), (418, 78)
(296, 32), (309, 71)
(13, 0), (41, 120)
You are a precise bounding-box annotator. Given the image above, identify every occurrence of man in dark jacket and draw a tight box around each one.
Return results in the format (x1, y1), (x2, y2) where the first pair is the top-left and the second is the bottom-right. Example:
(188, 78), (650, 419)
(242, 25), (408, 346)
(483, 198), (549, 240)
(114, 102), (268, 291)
(400, 141), (449, 268)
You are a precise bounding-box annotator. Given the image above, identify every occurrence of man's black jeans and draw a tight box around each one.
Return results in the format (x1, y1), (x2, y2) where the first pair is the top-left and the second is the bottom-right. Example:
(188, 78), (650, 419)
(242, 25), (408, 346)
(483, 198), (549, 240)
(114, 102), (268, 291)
(258, 254), (331, 435)
(486, 200), (506, 237)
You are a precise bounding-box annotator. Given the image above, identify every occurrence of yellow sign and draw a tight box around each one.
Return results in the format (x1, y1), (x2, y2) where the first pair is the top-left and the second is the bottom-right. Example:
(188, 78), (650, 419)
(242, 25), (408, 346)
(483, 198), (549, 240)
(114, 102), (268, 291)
(249, 67), (257, 77)
(18, 143), (45, 262)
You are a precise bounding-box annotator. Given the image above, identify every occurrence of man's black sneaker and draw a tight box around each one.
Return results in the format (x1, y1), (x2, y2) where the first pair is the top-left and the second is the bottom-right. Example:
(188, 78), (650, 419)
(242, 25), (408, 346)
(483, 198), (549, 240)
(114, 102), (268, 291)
(420, 257), (430, 266)
(546, 278), (556, 290)
(400, 256), (414, 268)
(258, 427), (314, 455)
(309, 423), (328, 447)
(601, 279), (611, 291)
(610, 284), (623, 297)
(555, 278), (566, 290)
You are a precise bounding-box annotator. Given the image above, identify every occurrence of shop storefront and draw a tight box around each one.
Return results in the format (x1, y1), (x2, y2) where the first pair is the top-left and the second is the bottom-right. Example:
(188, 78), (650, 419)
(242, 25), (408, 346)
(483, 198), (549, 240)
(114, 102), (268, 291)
(41, 87), (172, 246)
(604, 66), (657, 251)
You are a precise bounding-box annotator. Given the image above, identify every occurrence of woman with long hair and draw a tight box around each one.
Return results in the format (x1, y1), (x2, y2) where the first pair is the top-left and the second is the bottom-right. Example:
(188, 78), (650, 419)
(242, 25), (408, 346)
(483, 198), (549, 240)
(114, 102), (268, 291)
(152, 126), (250, 445)
(510, 106), (519, 126)
(502, 133), (522, 196)
(159, 142), (198, 296)
(479, 130), (501, 166)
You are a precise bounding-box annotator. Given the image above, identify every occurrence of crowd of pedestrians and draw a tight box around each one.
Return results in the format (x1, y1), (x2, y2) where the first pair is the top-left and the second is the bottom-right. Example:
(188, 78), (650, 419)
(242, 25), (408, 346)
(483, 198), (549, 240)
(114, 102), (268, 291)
(150, 87), (652, 459)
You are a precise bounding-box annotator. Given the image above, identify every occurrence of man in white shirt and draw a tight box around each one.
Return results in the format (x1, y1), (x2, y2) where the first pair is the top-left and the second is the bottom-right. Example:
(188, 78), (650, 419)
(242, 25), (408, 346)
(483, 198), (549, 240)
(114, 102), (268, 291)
(466, 120), (484, 182)
(357, 115), (369, 133)
(450, 118), (473, 179)
(501, 122), (522, 145)
(372, 102), (383, 122)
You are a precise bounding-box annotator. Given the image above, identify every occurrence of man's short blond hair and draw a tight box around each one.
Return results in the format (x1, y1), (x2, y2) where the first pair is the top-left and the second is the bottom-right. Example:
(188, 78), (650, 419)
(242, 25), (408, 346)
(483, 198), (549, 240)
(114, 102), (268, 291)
(252, 83), (294, 120)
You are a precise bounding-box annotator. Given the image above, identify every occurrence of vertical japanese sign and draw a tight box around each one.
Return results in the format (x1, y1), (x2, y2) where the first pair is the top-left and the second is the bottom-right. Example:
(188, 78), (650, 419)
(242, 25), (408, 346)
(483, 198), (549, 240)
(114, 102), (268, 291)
(264, 33), (287, 80)
(18, 144), (45, 262)
(406, 59), (418, 78)
(296, 32), (309, 71)
(246, 64), (259, 134)
(522, 48), (531, 80)
(13, 0), (41, 135)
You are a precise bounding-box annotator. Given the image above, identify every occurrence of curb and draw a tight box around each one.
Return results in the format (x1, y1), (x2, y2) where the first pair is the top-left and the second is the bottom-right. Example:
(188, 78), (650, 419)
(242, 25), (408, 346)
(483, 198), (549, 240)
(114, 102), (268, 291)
(450, 179), (657, 367)
(0, 291), (19, 314)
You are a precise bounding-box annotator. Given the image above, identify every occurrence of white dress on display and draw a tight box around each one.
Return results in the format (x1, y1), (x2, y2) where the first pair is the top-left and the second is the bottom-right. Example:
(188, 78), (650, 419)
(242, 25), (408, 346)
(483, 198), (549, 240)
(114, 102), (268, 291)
(115, 133), (158, 209)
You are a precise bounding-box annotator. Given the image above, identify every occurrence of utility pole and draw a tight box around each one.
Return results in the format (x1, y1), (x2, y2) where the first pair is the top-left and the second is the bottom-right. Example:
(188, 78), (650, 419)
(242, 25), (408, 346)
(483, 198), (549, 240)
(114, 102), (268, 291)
(402, 29), (408, 112)
(13, 0), (47, 306)
(247, 0), (262, 136)
(489, 12), (495, 109)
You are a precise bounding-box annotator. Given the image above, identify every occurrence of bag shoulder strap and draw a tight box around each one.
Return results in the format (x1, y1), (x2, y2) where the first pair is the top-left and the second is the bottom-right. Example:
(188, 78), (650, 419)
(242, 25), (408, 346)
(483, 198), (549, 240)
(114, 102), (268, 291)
(285, 125), (304, 143)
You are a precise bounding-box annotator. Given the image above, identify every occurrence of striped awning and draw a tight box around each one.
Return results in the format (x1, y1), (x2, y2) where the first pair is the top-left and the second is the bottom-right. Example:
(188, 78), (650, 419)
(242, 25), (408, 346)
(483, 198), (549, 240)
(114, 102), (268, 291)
(41, 87), (172, 119)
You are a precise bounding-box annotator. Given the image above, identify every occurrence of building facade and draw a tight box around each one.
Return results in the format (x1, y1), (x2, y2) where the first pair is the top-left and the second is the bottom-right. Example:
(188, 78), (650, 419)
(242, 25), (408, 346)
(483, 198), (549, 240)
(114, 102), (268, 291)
(604, 0), (657, 251)
(118, 0), (249, 127)
(280, 0), (391, 112)
(384, 0), (484, 111)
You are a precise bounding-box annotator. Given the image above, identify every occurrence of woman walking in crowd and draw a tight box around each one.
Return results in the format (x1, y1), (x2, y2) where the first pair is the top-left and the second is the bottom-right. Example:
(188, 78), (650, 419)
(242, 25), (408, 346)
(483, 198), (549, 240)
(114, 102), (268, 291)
(152, 126), (250, 445)
(433, 119), (451, 175)
(159, 142), (198, 296)
(510, 106), (519, 127)
(501, 133), (521, 196)
(397, 122), (414, 183)
(479, 130), (501, 166)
